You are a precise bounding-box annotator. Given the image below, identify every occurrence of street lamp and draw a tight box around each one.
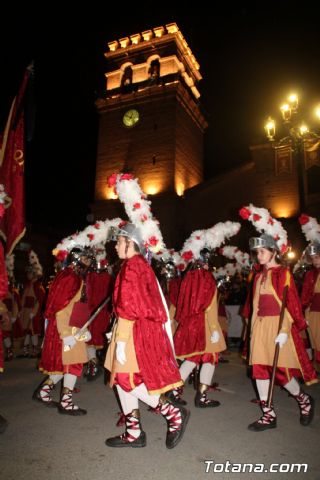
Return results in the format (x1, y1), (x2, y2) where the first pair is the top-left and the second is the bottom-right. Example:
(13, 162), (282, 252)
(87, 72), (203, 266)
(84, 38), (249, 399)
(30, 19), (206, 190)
(264, 93), (320, 212)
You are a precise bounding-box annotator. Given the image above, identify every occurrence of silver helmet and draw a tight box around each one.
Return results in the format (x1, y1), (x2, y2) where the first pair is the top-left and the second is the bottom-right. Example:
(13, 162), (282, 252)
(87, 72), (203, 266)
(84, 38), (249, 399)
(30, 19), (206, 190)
(306, 241), (320, 256)
(249, 233), (278, 251)
(111, 222), (145, 254)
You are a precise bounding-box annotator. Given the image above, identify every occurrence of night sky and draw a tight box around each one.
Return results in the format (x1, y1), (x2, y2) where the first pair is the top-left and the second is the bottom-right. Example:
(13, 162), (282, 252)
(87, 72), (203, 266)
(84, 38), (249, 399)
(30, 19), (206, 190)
(1, 6), (320, 235)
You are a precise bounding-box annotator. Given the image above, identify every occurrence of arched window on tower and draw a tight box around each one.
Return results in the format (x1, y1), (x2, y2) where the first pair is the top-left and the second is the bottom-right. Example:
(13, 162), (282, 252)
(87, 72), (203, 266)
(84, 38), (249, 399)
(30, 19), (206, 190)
(121, 66), (133, 89)
(148, 59), (160, 84)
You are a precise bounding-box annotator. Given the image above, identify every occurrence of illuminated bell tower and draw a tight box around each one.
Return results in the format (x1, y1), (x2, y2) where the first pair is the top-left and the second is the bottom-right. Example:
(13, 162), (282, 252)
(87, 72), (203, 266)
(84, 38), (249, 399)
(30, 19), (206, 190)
(93, 23), (207, 245)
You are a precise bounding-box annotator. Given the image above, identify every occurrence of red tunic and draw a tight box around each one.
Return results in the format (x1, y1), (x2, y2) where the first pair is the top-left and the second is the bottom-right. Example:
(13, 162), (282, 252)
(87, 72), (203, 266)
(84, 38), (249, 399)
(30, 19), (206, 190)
(301, 268), (319, 313)
(174, 268), (216, 356)
(168, 277), (182, 307)
(113, 255), (182, 394)
(39, 267), (81, 374)
(86, 271), (113, 348)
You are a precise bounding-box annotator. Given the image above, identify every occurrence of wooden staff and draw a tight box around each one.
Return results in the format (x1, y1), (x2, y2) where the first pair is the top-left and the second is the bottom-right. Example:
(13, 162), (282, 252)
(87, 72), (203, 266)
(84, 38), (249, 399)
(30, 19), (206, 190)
(267, 283), (289, 407)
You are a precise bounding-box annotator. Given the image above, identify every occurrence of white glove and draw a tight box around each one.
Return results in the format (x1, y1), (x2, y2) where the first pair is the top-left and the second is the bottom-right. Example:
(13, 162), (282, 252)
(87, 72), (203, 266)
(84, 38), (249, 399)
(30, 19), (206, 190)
(116, 341), (127, 365)
(63, 335), (77, 349)
(210, 330), (220, 344)
(11, 317), (17, 324)
(83, 330), (92, 342)
(105, 331), (112, 342)
(275, 332), (288, 348)
(75, 329), (92, 342)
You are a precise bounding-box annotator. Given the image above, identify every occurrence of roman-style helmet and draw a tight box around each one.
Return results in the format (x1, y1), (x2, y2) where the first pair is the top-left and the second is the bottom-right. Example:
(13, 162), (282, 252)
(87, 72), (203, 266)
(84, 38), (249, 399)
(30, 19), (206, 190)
(107, 173), (166, 261)
(52, 218), (122, 264)
(239, 204), (288, 254)
(179, 221), (241, 269)
(299, 213), (320, 256)
(111, 222), (146, 255)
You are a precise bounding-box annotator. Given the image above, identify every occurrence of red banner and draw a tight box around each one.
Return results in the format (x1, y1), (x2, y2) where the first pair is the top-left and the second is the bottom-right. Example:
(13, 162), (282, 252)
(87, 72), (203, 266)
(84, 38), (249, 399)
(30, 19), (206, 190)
(0, 67), (31, 254)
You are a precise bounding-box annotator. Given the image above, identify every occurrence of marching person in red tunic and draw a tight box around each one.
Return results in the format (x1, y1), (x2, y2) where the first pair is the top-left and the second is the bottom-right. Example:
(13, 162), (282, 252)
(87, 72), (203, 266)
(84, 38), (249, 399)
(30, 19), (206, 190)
(240, 204), (318, 431)
(33, 247), (93, 415)
(171, 255), (226, 407)
(105, 223), (189, 448)
(33, 218), (121, 414)
(104, 173), (190, 448)
(168, 222), (240, 407)
(299, 214), (320, 369)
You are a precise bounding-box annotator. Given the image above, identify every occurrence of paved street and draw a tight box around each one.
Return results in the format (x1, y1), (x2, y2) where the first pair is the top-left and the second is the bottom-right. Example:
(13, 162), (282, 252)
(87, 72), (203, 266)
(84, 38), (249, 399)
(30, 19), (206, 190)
(0, 352), (319, 480)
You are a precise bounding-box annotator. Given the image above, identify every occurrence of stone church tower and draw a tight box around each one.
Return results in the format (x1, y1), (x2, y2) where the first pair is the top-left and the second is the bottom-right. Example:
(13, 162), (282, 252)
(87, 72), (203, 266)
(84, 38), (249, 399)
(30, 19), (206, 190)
(92, 23), (207, 246)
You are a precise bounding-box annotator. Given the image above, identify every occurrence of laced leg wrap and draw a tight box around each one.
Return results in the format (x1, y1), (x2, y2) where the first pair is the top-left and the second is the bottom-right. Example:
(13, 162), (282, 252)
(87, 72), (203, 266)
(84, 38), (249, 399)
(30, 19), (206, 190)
(248, 400), (277, 431)
(295, 392), (311, 416)
(159, 401), (182, 433)
(257, 401), (276, 425)
(120, 411), (142, 442)
(294, 391), (315, 426)
(40, 383), (54, 403)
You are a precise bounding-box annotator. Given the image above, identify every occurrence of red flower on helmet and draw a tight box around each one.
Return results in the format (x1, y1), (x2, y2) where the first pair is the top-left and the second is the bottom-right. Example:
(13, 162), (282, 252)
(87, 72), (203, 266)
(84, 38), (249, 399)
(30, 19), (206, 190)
(148, 236), (158, 246)
(299, 213), (310, 225)
(94, 223), (100, 229)
(107, 173), (118, 187)
(177, 264), (185, 271)
(133, 202), (141, 210)
(87, 233), (94, 241)
(281, 244), (288, 254)
(267, 217), (274, 225)
(239, 207), (251, 220)
(56, 250), (68, 262)
(120, 173), (134, 181)
(182, 250), (194, 261)
(118, 220), (127, 228)
(253, 214), (261, 222)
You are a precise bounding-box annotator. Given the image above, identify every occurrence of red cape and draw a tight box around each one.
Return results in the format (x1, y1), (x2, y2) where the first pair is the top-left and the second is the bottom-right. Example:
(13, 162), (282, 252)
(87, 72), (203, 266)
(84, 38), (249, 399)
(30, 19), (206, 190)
(301, 267), (320, 313)
(86, 271), (113, 346)
(174, 268), (216, 356)
(40, 267), (81, 373)
(113, 255), (181, 393)
(168, 277), (182, 307)
(45, 267), (81, 319)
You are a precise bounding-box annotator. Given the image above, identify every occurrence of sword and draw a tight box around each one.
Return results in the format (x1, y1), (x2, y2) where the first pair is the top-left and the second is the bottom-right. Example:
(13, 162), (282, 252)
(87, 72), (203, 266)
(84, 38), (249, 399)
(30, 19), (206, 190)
(64, 295), (111, 352)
